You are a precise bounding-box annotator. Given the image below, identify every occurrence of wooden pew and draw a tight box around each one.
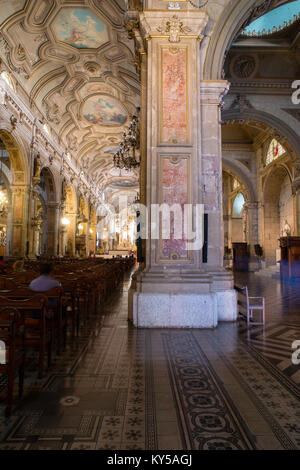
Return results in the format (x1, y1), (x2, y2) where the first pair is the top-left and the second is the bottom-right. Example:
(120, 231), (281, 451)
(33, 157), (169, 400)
(0, 295), (52, 377)
(0, 307), (26, 416)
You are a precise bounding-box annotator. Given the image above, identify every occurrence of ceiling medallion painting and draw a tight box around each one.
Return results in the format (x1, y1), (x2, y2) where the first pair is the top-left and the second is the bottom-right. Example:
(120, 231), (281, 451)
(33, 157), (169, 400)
(83, 95), (127, 126)
(52, 8), (109, 49)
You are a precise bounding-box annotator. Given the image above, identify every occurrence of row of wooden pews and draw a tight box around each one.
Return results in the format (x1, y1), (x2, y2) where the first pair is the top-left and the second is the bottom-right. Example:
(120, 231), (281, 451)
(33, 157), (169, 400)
(0, 256), (135, 416)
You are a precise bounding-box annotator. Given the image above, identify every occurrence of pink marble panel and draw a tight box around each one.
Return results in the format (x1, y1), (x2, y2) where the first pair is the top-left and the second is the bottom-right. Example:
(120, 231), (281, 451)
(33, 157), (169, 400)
(162, 48), (187, 144)
(161, 157), (188, 260)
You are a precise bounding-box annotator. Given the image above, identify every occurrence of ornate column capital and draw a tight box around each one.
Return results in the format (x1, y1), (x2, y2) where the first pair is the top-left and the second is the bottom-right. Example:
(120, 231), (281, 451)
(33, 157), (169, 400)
(139, 10), (209, 43)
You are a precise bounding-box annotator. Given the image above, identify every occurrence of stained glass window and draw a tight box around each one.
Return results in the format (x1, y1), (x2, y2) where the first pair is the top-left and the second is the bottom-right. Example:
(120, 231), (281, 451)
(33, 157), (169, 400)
(266, 139), (286, 165)
(232, 193), (245, 218)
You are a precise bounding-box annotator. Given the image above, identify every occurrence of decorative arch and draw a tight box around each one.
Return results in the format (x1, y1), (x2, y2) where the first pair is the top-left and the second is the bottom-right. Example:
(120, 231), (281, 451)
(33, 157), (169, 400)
(263, 163), (293, 264)
(0, 129), (28, 184)
(222, 109), (300, 163)
(222, 158), (256, 202)
(203, 0), (292, 79)
(0, 129), (29, 257)
(40, 166), (57, 203)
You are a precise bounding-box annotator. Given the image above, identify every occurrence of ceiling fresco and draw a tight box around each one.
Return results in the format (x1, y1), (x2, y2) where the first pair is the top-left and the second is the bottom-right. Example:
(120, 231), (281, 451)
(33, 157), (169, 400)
(0, 0), (140, 194)
(83, 95), (128, 126)
(52, 8), (109, 49)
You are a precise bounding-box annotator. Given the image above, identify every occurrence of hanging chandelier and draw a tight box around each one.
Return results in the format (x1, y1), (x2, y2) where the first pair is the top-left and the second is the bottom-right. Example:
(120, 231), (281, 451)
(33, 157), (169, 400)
(113, 113), (140, 171)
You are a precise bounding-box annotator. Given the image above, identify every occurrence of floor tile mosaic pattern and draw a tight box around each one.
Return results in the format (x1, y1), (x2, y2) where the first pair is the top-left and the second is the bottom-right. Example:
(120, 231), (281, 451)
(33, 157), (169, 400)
(0, 272), (299, 450)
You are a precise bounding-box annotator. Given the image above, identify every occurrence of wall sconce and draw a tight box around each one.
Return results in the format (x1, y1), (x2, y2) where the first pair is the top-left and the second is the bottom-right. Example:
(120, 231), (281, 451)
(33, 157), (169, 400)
(89, 228), (93, 234)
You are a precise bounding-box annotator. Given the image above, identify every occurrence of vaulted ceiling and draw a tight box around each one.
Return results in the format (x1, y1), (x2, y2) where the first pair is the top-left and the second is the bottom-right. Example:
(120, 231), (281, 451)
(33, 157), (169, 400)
(0, 0), (140, 192)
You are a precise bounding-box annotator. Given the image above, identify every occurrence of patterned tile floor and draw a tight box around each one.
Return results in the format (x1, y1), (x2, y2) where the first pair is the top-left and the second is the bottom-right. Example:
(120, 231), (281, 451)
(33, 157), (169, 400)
(0, 271), (299, 450)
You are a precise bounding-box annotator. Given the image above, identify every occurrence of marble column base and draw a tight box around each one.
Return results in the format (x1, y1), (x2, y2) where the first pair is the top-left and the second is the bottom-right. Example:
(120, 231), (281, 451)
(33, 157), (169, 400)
(215, 290), (237, 322)
(131, 290), (237, 328)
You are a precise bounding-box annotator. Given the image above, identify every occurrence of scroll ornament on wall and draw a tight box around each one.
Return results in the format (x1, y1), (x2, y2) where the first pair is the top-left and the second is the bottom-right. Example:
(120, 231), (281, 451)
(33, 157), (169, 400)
(157, 15), (192, 43)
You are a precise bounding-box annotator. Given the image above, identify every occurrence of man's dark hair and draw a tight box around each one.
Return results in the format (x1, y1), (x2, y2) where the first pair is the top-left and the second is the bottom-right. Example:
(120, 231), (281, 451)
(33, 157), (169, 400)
(40, 263), (52, 275)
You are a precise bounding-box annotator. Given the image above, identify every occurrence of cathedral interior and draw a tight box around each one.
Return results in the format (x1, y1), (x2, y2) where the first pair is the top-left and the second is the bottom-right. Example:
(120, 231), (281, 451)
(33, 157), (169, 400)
(0, 0), (299, 452)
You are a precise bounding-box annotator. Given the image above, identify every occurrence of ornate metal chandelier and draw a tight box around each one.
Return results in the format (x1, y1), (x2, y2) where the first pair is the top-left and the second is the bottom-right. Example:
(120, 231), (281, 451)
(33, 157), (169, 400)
(113, 112), (140, 171)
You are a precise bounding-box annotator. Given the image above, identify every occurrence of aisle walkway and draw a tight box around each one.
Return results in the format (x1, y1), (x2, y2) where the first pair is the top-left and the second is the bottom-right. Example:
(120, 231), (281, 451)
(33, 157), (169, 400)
(0, 273), (299, 450)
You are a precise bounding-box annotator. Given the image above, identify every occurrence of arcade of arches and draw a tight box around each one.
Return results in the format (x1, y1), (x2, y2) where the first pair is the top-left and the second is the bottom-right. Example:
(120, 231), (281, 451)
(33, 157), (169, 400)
(0, 0), (300, 451)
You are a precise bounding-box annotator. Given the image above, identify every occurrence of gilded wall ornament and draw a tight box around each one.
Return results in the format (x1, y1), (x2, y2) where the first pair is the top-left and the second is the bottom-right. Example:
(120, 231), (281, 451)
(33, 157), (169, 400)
(157, 15), (192, 43)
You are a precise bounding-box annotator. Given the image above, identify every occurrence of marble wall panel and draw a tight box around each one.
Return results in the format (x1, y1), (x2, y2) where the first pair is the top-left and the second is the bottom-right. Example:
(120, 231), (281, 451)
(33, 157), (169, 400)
(161, 47), (188, 145)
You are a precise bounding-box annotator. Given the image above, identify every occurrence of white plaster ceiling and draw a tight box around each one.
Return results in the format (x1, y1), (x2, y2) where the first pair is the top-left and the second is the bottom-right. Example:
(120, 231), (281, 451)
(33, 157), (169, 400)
(0, 0), (140, 191)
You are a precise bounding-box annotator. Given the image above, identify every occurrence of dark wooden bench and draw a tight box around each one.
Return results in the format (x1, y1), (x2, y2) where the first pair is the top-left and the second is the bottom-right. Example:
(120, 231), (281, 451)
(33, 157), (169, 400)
(0, 307), (25, 416)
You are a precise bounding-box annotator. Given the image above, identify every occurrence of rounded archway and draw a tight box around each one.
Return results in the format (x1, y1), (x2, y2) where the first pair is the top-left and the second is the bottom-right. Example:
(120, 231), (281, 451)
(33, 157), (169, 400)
(31, 166), (58, 257)
(263, 164), (293, 265)
(222, 168), (249, 266)
(222, 110), (300, 163)
(203, 0), (292, 79)
(0, 130), (28, 258)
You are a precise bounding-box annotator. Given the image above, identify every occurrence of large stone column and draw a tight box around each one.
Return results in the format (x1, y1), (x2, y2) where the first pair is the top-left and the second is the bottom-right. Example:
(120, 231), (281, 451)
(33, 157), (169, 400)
(129, 10), (237, 328)
(47, 202), (59, 256)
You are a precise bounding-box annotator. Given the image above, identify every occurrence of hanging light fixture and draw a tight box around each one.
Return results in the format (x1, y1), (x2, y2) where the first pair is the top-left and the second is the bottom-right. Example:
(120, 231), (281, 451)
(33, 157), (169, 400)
(113, 111), (140, 171)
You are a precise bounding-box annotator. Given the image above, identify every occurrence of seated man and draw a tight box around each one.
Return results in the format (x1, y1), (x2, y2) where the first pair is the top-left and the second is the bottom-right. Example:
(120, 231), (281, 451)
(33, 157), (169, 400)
(29, 263), (63, 319)
(29, 263), (61, 292)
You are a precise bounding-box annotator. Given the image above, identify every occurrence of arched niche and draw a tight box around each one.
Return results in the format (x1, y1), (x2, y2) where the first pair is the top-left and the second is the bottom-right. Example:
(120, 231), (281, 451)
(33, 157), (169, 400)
(0, 130), (28, 258)
(222, 168), (249, 257)
(33, 166), (58, 256)
(263, 164), (293, 265)
(0, 129), (28, 185)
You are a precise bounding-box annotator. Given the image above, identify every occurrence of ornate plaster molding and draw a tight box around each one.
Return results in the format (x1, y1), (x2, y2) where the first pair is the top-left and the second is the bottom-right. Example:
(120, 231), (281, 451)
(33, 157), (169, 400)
(139, 10), (209, 42)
